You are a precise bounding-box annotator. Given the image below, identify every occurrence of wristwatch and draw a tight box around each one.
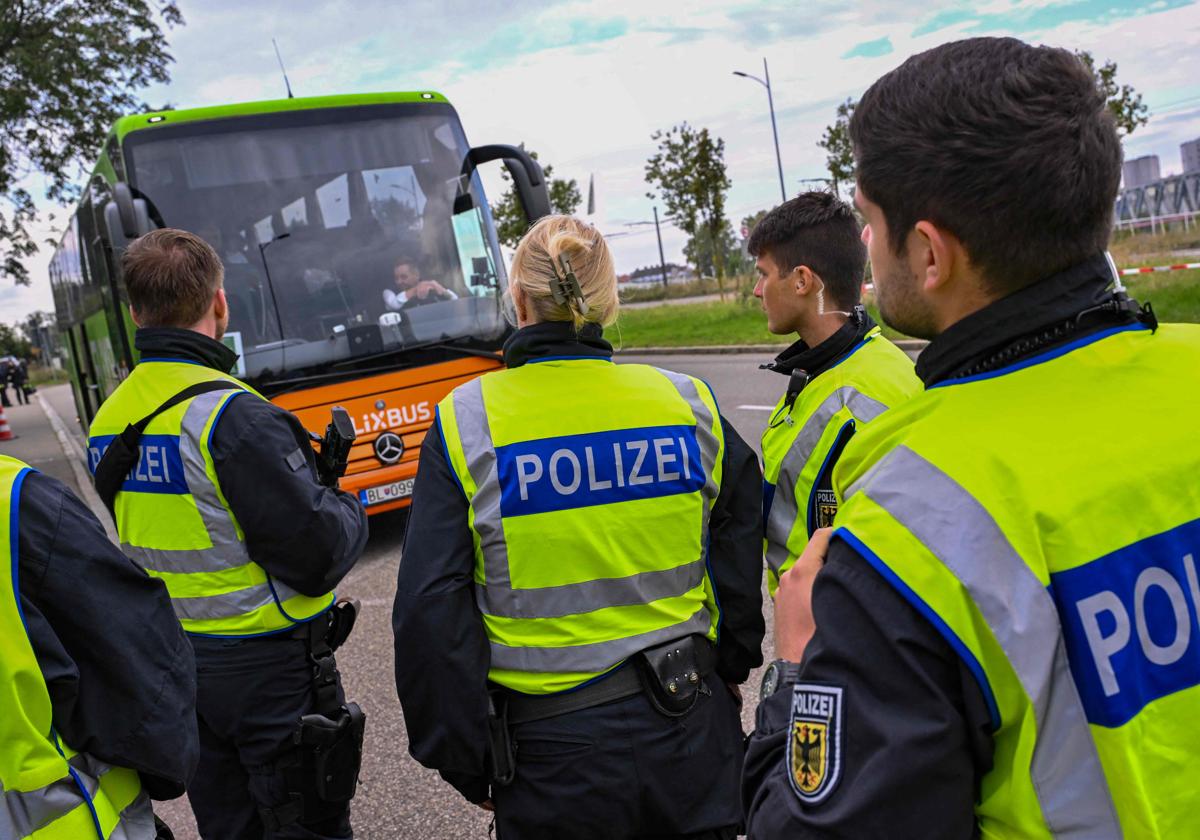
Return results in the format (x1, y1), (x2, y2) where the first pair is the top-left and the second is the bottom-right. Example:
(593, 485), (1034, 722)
(759, 659), (802, 702)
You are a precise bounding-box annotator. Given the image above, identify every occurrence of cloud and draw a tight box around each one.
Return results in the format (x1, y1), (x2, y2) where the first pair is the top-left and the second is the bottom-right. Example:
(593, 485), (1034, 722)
(5, 0), (1200, 325)
(843, 37), (895, 58)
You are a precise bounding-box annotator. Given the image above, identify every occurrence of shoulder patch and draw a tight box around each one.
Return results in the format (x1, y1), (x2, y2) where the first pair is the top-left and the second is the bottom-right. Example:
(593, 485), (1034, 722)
(787, 683), (843, 805)
(814, 488), (838, 529)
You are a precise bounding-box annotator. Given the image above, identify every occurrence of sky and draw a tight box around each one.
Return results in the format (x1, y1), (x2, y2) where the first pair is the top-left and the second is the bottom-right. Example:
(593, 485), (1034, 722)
(4, 0), (1200, 324)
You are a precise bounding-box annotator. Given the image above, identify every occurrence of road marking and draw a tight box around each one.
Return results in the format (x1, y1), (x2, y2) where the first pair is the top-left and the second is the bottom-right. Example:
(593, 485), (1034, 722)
(36, 391), (118, 542)
(737, 404), (777, 411)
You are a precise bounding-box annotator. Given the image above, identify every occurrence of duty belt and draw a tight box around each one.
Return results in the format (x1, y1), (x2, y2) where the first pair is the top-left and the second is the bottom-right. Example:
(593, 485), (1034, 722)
(502, 637), (716, 725)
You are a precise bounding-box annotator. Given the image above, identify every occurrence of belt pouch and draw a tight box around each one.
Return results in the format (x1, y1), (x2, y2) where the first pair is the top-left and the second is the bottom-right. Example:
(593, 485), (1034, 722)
(635, 634), (709, 717)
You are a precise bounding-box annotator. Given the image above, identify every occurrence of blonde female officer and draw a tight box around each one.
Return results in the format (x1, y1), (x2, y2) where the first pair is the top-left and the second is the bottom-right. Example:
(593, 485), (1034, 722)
(393, 215), (764, 839)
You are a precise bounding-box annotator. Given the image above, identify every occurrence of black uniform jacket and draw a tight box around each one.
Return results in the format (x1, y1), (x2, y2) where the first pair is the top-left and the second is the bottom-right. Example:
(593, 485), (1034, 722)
(393, 321), (766, 804)
(19, 470), (198, 799)
(743, 256), (1155, 838)
(135, 328), (369, 599)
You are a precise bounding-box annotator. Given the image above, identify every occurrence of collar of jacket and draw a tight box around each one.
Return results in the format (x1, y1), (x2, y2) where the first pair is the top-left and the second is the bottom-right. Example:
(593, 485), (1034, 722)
(916, 254), (1150, 387)
(135, 327), (240, 374)
(501, 321), (614, 369)
(763, 307), (876, 381)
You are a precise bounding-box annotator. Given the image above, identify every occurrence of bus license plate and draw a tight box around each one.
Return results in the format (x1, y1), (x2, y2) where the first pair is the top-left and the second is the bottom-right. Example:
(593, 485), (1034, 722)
(361, 479), (415, 506)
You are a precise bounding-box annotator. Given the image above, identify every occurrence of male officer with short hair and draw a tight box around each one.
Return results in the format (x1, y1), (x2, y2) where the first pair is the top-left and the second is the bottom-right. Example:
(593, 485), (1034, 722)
(88, 228), (369, 839)
(750, 191), (919, 598)
(744, 37), (1198, 837)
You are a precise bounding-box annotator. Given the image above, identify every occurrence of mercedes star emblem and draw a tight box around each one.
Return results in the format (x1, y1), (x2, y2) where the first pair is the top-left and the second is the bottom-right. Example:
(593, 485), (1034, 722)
(374, 432), (405, 465)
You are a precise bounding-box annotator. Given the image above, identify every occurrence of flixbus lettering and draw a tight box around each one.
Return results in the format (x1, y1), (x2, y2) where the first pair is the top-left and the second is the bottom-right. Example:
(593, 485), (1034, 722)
(1052, 517), (1200, 727)
(497, 424), (705, 517)
(353, 401), (433, 436)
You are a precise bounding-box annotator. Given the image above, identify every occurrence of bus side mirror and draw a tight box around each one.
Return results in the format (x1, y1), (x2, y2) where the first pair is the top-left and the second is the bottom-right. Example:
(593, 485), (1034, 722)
(463, 144), (551, 223)
(103, 183), (152, 250)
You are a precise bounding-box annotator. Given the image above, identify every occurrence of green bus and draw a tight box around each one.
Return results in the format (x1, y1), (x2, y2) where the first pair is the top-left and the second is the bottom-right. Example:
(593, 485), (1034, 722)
(49, 91), (547, 513)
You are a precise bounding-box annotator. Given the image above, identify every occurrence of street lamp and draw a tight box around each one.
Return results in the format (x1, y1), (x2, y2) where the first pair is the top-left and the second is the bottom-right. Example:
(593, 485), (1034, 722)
(734, 58), (787, 203)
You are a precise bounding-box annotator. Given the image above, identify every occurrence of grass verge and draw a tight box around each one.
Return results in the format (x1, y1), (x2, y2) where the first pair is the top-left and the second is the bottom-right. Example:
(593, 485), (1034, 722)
(614, 267), (1200, 348)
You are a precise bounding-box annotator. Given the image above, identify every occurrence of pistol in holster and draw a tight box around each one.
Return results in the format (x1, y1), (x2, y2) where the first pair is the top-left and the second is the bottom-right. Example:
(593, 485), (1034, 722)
(265, 599), (366, 831)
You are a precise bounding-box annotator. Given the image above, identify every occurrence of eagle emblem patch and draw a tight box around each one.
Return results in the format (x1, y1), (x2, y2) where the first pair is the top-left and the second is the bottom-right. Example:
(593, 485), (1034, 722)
(814, 488), (839, 529)
(787, 683), (843, 804)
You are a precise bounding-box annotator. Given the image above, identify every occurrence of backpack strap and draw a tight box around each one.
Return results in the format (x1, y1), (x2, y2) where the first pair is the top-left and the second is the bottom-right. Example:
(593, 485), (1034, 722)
(94, 381), (243, 520)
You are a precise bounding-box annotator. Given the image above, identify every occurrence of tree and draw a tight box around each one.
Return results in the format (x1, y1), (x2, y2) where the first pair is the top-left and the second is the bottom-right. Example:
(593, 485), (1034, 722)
(1075, 51), (1150, 137)
(645, 123), (733, 299)
(490, 149), (582, 248)
(817, 98), (856, 198)
(0, 1), (183, 285)
(683, 220), (741, 279)
(0, 323), (32, 359)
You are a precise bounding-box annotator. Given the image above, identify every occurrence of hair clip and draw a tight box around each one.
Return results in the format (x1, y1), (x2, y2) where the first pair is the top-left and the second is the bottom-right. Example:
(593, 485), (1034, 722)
(550, 254), (588, 313)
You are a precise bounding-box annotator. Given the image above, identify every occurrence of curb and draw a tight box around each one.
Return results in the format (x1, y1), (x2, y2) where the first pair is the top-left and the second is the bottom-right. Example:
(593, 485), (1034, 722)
(36, 391), (117, 542)
(616, 339), (929, 356)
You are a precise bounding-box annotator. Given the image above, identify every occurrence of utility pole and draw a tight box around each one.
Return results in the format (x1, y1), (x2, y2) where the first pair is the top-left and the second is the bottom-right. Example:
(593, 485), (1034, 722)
(653, 206), (668, 289)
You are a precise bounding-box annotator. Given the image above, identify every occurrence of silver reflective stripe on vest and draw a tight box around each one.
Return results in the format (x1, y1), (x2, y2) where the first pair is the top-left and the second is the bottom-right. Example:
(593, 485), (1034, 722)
(109, 791), (156, 840)
(139, 388), (256, 622)
(121, 542), (249, 575)
(490, 606), (713, 672)
(765, 386), (888, 575)
(850, 445), (1121, 839)
(0, 751), (148, 839)
(1, 774), (89, 838)
(453, 370), (721, 623)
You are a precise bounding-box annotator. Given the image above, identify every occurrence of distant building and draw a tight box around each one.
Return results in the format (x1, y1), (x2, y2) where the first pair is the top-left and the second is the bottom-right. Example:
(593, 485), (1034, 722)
(1123, 155), (1161, 188)
(1183, 138), (1200, 175)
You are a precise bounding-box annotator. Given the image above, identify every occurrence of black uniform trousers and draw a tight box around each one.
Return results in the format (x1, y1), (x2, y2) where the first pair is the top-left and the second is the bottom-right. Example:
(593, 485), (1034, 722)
(188, 632), (352, 840)
(492, 674), (744, 840)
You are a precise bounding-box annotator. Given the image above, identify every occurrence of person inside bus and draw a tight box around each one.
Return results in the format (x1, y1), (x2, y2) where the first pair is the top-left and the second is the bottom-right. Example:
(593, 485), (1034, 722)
(382, 254), (457, 310)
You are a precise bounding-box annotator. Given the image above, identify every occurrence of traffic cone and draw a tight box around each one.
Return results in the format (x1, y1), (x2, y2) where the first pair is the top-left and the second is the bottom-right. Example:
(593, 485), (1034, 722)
(0, 405), (15, 441)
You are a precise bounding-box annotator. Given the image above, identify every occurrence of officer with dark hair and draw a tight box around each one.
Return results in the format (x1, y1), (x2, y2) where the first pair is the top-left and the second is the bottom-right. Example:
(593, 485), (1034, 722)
(749, 191), (919, 598)
(87, 228), (369, 839)
(0, 453), (197, 839)
(745, 37), (1195, 837)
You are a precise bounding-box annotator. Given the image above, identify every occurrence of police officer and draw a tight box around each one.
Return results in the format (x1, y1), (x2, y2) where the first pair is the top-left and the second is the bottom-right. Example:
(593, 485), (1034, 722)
(393, 215), (764, 839)
(744, 38), (1199, 837)
(751, 191), (919, 597)
(88, 229), (369, 839)
(0, 453), (197, 839)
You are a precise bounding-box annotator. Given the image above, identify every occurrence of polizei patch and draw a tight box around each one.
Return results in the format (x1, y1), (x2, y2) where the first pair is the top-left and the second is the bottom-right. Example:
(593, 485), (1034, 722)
(787, 683), (843, 804)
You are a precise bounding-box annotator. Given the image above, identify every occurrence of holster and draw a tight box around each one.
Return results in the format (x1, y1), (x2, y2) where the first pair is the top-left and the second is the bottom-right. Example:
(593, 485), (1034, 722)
(486, 691), (516, 787)
(634, 634), (713, 717)
(262, 603), (366, 832)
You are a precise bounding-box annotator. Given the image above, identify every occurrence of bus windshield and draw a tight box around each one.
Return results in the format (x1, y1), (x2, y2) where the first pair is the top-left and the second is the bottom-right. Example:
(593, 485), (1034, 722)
(124, 104), (508, 383)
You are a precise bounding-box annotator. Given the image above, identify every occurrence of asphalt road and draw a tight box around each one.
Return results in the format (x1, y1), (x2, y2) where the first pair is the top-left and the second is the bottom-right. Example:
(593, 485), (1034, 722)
(24, 355), (789, 839)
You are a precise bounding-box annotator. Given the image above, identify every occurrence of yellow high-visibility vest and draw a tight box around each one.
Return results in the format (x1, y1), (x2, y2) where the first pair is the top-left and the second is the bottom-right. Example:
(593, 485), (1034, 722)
(439, 357), (726, 694)
(761, 326), (919, 595)
(0, 455), (154, 839)
(834, 323), (1200, 838)
(88, 360), (333, 636)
